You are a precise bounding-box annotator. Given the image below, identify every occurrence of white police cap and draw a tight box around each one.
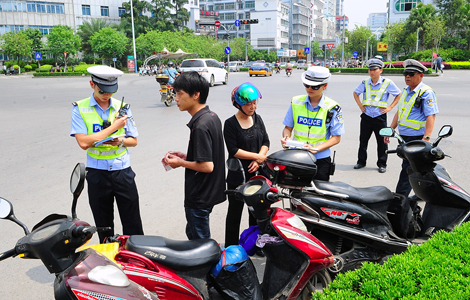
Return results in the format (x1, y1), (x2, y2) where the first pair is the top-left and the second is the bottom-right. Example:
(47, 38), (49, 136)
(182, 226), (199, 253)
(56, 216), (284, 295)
(403, 59), (428, 73)
(367, 58), (384, 69)
(87, 65), (124, 93)
(301, 66), (331, 86)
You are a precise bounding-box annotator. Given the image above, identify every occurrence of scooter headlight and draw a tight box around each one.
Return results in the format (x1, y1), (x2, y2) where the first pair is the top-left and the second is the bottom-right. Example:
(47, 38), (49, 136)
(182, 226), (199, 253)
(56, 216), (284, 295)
(287, 215), (308, 232)
(88, 265), (130, 287)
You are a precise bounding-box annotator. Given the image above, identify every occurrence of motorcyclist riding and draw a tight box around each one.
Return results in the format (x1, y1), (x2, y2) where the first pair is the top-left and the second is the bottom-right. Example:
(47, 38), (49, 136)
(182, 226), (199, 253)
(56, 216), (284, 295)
(163, 61), (179, 86)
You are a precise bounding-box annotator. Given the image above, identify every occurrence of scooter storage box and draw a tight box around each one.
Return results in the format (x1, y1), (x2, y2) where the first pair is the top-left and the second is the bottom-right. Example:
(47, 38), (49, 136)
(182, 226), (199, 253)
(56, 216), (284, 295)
(155, 74), (169, 84)
(266, 149), (317, 187)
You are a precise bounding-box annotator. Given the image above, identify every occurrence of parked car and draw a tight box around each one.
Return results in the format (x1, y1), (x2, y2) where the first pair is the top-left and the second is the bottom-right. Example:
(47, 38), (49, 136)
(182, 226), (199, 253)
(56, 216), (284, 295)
(296, 60), (306, 69)
(248, 63), (272, 77)
(180, 58), (228, 86)
(228, 61), (243, 72)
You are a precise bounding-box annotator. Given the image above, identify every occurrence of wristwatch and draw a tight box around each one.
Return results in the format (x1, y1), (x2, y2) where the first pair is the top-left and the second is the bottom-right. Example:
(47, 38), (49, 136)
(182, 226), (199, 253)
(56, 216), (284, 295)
(119, 138), (125, 147)
(423, 136), (431, 141)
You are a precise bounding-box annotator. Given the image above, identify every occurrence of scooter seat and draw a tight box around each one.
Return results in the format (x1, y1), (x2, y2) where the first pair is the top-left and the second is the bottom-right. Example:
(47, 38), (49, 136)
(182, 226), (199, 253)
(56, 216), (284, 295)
(314, 180), (394, 204)
(125, 235), (221, 271)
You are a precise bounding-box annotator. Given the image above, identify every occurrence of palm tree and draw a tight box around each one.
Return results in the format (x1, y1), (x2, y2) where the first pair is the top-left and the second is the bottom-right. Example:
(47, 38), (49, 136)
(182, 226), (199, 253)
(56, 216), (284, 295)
(405, 3), (437, 51)
(78, 19), (116, 55)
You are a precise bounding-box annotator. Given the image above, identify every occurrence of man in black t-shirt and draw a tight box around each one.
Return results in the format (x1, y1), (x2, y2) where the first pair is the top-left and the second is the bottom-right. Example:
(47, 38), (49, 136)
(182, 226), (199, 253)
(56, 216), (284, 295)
(163, 71), (226, 240)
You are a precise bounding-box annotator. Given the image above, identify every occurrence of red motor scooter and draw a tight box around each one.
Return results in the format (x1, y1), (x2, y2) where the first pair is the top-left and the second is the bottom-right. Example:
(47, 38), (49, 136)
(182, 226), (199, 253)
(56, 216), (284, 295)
(0, 163), (158, 300)
(91, 158), (334, 300)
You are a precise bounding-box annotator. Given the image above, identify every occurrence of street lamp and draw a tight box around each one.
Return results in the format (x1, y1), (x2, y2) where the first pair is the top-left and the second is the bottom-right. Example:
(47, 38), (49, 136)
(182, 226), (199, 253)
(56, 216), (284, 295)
(130, 0), (137, 73)
(365, 27), (384, 62)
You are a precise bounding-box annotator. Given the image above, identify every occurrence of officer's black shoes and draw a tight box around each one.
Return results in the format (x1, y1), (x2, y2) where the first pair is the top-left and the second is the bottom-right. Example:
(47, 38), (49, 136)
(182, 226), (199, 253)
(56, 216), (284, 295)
(354, 164), (366, 169)
(378, 167), (386, 173)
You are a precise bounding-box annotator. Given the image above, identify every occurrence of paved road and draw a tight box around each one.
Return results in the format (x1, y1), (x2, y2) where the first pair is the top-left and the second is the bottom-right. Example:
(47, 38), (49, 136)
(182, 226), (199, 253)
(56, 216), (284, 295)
(1, 70), (469, 299)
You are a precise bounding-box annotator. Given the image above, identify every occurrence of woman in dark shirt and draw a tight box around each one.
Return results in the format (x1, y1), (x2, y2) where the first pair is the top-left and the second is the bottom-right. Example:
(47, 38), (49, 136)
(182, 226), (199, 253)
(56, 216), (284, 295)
(224, 82), (270, 247)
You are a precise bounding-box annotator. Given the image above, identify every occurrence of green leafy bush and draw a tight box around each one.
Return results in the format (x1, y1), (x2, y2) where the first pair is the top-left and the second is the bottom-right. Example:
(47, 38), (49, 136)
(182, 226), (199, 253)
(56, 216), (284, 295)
(312, 222), (470, 300)
(38, 64), (53, 72)
(30, 64), (38, 69)
(447, 62), (470, 69)
(24, 65), (32, 71)
(33, 72), (88, 77)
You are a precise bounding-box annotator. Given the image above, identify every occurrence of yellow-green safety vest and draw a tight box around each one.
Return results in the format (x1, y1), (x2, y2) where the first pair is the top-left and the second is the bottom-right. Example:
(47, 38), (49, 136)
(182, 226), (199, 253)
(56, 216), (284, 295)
(292, 95), (339, 147)
(362, 78), (391, 108)
(76, 97), (127, 160)
(397, 85), (433, 130)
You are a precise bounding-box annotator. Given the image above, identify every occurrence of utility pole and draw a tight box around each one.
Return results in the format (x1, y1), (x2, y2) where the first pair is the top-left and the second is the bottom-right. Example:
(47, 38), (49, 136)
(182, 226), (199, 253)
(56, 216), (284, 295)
(341, 15), (345, 68)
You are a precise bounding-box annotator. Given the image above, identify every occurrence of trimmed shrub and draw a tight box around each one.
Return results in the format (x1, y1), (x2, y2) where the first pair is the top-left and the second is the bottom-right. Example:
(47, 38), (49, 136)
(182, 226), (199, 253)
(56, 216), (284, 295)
(447, 61), (470, 69)
(312, 222), (470, 300)
(33, 72), (89, 77)
(24, 65), (32, 71)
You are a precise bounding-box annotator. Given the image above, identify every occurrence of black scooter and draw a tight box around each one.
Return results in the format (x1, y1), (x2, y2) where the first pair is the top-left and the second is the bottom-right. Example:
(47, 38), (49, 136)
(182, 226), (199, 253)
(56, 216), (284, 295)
(265, 125), (470, 276)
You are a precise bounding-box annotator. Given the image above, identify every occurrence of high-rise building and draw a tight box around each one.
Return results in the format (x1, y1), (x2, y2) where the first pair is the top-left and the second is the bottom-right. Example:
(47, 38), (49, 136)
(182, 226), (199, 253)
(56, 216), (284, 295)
(367, 12), (386, 38)
(387, 0), (436, 25)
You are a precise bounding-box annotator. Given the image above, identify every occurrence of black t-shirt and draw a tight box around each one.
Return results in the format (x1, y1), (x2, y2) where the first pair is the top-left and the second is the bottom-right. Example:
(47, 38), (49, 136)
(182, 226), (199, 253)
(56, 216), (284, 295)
(184, 106), (226, 209)
(224, 113), (270, 186)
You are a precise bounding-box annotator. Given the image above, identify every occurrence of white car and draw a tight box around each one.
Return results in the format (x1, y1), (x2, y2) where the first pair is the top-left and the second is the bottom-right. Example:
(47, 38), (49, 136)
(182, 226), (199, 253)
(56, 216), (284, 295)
(228, 61), (243, 72)
(180, 59), (228, 87)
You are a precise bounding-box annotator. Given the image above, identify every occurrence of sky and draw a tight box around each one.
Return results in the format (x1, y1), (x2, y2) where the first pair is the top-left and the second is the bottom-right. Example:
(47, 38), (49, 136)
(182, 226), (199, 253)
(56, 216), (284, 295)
(343, 0), (389, 29)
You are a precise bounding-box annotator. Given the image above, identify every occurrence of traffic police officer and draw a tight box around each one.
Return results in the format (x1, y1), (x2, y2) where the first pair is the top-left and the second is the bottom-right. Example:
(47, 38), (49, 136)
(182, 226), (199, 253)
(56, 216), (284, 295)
(353, 58), (401, 173)
(70, 65), (144, 243)
(387, 59), (439, 197)
(281, 66), (344, 181)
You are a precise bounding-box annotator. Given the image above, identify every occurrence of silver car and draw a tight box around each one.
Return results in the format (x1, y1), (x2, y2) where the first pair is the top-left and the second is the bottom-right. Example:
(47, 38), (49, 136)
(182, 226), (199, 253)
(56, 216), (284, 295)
(228, 61), (242, 72)
(180, 59), (229, 87)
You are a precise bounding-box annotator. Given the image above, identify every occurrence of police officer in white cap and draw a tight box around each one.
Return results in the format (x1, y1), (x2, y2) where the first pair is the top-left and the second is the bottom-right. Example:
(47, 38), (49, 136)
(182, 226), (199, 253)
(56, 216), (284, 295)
(281, 66), (344, 181)
(70, 65), (144, 242)
(387, 59), (439, 197)
(353, 58), (401, 173)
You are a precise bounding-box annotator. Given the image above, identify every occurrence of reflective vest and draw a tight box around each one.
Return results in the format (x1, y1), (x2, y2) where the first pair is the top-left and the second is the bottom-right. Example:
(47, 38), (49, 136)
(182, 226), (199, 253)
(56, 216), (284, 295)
(292, 95), (339, 147)
(397, 85), (433, 130)
(362, 78), (391, 108)
(76, 97), (127, 160)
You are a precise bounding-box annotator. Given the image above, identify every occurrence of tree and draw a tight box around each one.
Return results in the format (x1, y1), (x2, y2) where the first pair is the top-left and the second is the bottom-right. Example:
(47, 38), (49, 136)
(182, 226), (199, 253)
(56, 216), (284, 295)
(436, 0), (466, 38)
(22, 28), (43, 53)
(90, 27), (129, 64)
(78, 19), (116, 55)
(423, 16), (446, 52)
(405, 3), (438, 50)
(383, 21), (407, 60)
(119, 0), (152, 38)
(171, 0), (190, 31)
(345, 25), (374, 60)
(47, 25), (81, 70)
(150, 0), (174, 31)
(1, 31), (33, 63)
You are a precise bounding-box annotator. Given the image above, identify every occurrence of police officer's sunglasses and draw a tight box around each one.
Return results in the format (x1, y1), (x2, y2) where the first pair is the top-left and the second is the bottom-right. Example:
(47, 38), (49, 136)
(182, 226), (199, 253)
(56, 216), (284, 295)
(303, 83), (325, 90)
(403, 71), (417, 77)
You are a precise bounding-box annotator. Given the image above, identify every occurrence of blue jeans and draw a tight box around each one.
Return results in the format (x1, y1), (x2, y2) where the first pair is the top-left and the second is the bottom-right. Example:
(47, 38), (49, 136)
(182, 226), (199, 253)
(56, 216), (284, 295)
(185, 207), (213, 240)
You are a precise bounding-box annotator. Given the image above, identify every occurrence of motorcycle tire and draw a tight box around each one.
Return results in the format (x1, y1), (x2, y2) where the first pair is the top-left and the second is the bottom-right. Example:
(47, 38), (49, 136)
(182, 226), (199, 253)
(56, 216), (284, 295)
(297, 269), (331, 300)
(287, 72), (291, 77)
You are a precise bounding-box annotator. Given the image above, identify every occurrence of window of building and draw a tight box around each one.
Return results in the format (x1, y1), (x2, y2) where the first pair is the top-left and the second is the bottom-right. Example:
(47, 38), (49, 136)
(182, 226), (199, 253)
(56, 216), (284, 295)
(29, 25), (53, 34)
(245, 1), (254, 8)
(225, 2), (234, 9)
(395, 0), (421, 12)
(215, 3), (224, 10)
(101, 6), (109, 16)
(118, 7), (125, 16)
(0, 24), (24, 35)
(82, 4), (90, 15)
(281, 19), (289, 27)
(238, 3), (243, 9)
(225, 12), (235, 20)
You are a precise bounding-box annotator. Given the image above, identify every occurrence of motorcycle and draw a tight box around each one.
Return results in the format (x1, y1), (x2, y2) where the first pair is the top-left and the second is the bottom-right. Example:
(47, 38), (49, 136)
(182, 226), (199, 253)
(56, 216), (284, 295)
(286, 68), (292, 77)
(0, 163), (157, 300)
(92, 158), (334, 300)
(265, 125), (470, 277)
(155, 74), (176, 107)
(275, 66), (281, 74)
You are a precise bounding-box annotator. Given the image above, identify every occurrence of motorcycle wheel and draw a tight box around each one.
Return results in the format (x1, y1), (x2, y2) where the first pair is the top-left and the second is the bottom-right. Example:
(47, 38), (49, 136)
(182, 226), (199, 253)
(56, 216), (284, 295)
(297, 269), (332, 300)
(164, 91), (174, 107)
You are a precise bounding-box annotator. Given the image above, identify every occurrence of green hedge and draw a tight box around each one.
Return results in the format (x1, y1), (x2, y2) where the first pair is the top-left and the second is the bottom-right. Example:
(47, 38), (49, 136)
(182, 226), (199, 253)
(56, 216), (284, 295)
(33, 72), (89, 77)
(312, 222), (470, 300)
(448, 61), (470, 69)
(329, 68), (424, 74)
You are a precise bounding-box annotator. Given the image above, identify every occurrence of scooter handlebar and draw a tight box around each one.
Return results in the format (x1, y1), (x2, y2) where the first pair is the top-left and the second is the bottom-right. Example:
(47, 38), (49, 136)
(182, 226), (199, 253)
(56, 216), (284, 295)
(386, 149), (397, 154)
(0, 248), (16, 261)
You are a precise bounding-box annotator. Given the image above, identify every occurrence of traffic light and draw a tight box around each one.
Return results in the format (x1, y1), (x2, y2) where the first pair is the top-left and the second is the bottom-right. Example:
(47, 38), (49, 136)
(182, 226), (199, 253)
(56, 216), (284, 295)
(240, 19), (259, 24)
(321, 44), (326, 51)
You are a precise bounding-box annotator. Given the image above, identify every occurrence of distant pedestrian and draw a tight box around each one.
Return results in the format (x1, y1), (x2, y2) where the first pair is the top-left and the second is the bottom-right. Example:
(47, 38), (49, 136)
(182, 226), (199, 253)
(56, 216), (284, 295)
(435, 54), (443, 74)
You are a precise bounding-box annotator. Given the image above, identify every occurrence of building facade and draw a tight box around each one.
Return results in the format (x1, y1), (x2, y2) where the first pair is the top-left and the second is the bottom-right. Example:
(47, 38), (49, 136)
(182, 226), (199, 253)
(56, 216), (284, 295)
(387, 0), (436, 25)
(367, 12), (386, 38)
